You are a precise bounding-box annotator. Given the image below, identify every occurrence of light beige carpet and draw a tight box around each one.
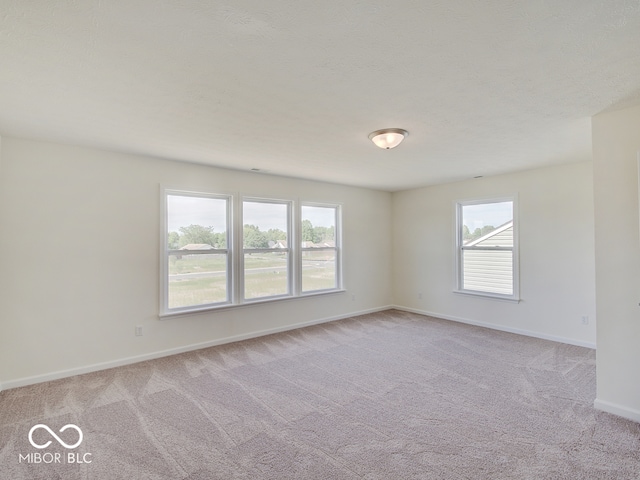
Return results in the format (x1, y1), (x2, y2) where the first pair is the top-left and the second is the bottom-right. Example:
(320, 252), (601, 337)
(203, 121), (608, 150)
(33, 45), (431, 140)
(1, 310), (639, 479)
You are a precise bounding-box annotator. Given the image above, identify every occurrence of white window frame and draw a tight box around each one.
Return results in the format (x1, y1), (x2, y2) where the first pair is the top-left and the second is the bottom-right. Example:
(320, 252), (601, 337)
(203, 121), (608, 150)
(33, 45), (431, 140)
(160, 187), (344, 317)
(299, 202), (342, 295)
(454, 196), (519, 302)
(241, 197), (293, 302)
(161, 189), (233, 316)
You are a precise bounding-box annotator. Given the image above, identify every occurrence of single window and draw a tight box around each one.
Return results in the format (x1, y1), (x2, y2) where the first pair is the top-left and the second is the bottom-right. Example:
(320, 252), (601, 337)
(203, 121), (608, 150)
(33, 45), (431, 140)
(456, 198), (518, 300)
(301, 204), (341, 292)
(164, 192), (231, 313)
(242, 199), (291, 300)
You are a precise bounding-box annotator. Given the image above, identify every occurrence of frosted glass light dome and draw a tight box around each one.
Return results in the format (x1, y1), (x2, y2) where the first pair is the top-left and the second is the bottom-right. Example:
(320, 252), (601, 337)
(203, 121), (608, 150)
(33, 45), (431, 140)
(368, 128), (408, 149)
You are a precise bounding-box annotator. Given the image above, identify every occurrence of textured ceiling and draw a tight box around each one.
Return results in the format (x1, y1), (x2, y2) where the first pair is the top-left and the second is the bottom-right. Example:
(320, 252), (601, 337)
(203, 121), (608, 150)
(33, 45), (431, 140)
(1, 1), (640, 191)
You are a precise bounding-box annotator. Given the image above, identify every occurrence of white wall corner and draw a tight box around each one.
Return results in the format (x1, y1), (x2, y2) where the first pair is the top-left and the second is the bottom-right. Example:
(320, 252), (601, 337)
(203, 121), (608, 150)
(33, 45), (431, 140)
(594, 398), (640, 424)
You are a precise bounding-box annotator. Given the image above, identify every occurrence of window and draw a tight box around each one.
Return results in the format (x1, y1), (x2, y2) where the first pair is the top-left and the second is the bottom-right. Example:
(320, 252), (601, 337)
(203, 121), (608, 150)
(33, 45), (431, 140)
(243, 199), (291, 300)
(301, 204), (340, 292)
(164, 192), (231, 313)
(455, 197), (518, 300)
(161, 189), (342, 315)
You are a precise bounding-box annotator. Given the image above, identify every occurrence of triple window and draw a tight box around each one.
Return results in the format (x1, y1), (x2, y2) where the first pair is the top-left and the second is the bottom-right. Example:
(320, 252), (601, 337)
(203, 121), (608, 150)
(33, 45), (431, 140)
(162, 190), (341, 315)
(455, 197), (518, 301)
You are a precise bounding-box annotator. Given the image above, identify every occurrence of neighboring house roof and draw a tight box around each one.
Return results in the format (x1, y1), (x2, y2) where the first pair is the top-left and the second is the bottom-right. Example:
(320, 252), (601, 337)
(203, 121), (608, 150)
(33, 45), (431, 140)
(179, 243), (214, 250)
(465, 221), (513, 247)
(268, 240), (288, 248)
(301, 240), (336, 248)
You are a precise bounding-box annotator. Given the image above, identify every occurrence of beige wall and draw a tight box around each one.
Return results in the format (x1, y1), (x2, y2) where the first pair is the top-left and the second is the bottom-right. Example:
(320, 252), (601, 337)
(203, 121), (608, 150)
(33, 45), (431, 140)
(592, 104), (640, 422)
(0, 134), (613, 409)
(0, 136), (392, 388)
(392, 162), (597, 347)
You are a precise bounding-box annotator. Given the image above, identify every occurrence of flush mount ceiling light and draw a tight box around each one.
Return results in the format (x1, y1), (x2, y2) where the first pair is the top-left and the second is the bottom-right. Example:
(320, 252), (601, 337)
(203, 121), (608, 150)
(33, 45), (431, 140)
(368, 128), (408, 149)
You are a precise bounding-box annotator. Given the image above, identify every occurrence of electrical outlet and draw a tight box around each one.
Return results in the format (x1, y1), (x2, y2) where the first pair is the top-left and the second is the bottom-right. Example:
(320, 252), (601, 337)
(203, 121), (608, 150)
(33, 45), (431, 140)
(135, 325), (143, 336)
(418, 292), (423, 299)
(351, 294), (356, 301)
(581, 316), (589, 325)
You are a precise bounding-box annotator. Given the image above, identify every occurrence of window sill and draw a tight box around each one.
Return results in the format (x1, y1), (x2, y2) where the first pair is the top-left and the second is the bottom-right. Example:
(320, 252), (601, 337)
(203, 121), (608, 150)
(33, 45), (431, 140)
(453, 289), (521, 303)
(159, 289), (346, 319)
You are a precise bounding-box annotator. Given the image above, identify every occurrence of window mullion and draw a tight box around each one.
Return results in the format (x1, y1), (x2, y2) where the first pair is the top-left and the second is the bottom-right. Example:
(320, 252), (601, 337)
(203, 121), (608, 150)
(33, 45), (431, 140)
(233, 193), (243, 305)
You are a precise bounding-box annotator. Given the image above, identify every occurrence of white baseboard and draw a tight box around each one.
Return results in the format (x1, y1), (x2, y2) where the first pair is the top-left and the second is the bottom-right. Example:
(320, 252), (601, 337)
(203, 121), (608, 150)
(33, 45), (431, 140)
(594, 398), (640, 423)
(0, 305), (392, 392)
(392, 305), (597, 349)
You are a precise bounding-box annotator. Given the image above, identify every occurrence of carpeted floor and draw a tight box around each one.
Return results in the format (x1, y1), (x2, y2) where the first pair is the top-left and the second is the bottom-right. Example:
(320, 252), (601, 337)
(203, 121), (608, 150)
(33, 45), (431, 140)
(1, 310), (639, 479)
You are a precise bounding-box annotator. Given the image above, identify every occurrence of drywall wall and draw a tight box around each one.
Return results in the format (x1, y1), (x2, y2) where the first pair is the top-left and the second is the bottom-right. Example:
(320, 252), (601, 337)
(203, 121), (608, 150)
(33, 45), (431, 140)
(0, 134), (603, 393)
(392, 161), (597, 347)
(0, 136), (392, 388)
(592, 103), (640, 422)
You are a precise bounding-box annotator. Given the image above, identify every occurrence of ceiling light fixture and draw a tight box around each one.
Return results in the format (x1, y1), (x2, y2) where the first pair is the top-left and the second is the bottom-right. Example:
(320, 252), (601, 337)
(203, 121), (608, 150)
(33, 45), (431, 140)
(368, 128), (408, 149)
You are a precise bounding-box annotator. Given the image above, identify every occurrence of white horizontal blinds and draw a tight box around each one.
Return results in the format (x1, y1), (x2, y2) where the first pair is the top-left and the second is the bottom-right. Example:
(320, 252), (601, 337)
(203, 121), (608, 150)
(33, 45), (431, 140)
(301, 204), (339, 292)
(166, 193), (230, 310)
(460, 200), (514, 296)
(243, 199), (291, 300)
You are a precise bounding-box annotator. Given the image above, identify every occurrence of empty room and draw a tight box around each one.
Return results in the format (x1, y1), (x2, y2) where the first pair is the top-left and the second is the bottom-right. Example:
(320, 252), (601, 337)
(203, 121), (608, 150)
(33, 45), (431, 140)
(1, 1), (640, 478)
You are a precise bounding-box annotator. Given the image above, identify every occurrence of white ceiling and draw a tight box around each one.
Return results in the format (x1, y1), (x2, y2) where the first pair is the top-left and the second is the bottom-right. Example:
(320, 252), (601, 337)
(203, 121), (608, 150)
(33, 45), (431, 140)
(1, 1), (640, 191)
